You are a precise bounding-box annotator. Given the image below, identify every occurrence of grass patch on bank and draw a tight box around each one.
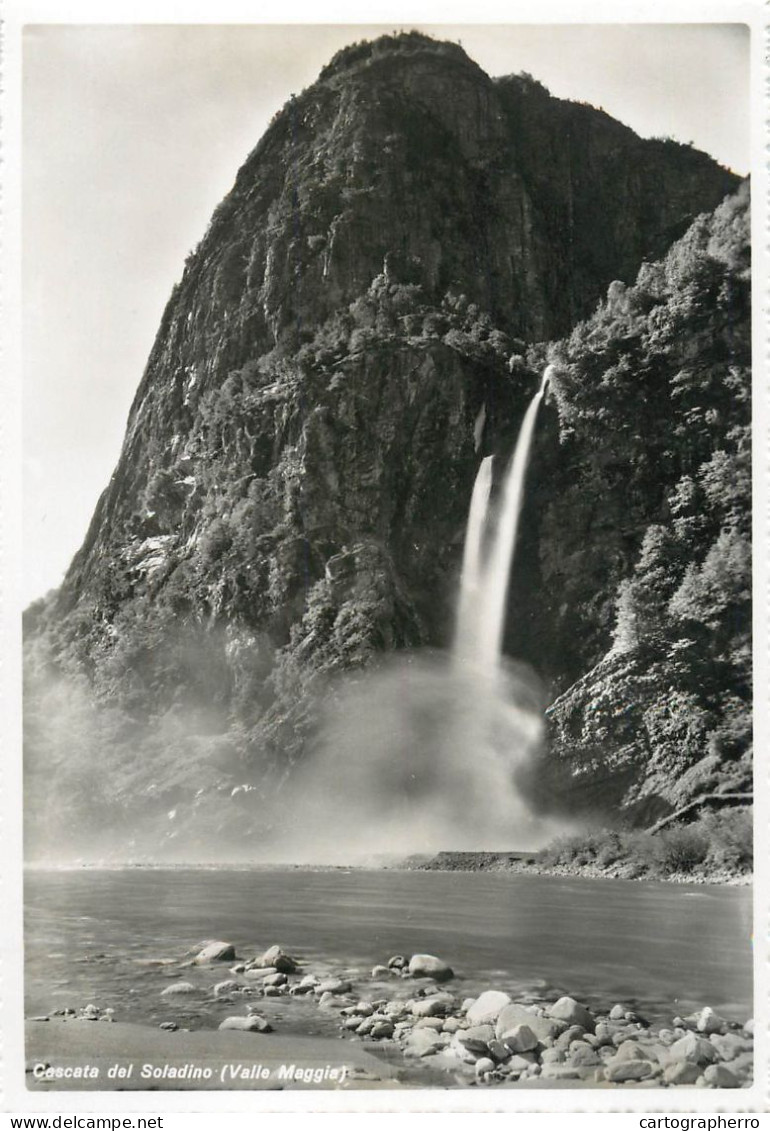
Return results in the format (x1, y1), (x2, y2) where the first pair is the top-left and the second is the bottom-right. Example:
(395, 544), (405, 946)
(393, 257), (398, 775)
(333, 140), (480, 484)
(539, 806), (752, 879)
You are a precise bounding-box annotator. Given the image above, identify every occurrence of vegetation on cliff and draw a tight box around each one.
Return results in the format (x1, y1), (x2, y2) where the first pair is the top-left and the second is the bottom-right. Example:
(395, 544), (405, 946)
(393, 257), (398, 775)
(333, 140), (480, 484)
(533, 183), (751, 823)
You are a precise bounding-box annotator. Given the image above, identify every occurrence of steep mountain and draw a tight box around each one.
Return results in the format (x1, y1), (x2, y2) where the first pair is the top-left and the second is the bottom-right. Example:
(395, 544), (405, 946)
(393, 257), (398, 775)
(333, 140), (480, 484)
(23, 33), (748, 858)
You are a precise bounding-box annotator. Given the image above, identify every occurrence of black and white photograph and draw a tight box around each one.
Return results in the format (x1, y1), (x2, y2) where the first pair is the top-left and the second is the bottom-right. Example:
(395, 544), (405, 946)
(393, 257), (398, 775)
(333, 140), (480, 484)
(3, 4), (767, 1118)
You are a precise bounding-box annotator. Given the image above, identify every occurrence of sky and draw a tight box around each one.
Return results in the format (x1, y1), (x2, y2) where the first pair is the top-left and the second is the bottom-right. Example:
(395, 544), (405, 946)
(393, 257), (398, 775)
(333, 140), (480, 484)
(21, 22), (751, 606)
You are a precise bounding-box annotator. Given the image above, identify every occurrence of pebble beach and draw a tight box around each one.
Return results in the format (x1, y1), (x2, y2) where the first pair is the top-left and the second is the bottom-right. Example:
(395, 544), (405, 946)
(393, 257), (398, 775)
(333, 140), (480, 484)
(26, 939), (754, 1091)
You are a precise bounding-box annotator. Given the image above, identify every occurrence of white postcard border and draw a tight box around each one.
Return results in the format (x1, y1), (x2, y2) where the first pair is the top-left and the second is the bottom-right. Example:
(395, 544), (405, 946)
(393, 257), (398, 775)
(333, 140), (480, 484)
(1, 0), (767, 1117)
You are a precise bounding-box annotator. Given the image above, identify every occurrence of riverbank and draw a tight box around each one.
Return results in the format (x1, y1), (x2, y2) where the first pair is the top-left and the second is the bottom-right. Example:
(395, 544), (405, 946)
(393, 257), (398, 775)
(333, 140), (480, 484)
(408, 806), (753, 886)
(407, 852), (752, 886)
(25, 1017), (401, 1091)
(25, 939), (754, 1092)
(27, 805), (753, 885)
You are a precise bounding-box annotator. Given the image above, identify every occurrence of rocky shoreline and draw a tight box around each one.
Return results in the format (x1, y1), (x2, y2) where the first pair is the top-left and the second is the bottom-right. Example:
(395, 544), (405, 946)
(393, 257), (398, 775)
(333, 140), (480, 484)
(27, 938), (754, 1090)
(28, 858), (753, 885)
(405, 851), (752, 886)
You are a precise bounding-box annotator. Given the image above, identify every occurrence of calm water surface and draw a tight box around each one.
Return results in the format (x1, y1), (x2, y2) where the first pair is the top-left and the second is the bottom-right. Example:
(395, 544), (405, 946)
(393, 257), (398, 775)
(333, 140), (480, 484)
(25, 868), (753, 1032)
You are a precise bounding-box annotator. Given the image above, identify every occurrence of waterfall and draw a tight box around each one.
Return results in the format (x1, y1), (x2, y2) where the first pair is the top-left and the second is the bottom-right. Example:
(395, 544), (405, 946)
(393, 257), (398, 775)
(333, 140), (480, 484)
(270, 370), (557, 861)
(454, 371), (549, 671)
(454, 455), (494, 660)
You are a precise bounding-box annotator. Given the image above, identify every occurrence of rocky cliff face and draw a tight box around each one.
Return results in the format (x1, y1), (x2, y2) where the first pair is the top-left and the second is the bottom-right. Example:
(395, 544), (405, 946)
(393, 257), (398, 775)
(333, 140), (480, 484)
(23, 33), (748, 858)
(535, 184), (751, 824)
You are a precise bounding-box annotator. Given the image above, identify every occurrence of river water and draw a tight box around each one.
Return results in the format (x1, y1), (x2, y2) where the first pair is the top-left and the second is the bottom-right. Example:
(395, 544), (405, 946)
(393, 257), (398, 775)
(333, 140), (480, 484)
(25, 868), (753, 1035)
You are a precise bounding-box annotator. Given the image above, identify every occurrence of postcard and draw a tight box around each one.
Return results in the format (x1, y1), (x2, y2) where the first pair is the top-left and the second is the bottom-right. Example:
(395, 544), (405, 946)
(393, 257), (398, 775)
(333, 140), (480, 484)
(2, 1), (767, 1119)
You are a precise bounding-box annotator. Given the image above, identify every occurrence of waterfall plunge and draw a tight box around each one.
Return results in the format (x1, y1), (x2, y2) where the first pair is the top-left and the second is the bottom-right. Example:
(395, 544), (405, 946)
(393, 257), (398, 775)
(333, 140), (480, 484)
(265, 371), (560, 863)
(455, 371), (550, 672)
(454, 455), (494, 656)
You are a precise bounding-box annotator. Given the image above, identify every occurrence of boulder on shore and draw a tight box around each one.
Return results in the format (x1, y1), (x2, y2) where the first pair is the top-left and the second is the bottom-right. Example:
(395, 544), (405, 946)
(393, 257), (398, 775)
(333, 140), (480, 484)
(541, 1047), (566, 1065)
(694, 1007), (727, 1035)
(540, 1064), (581, 1081)
(496, 1004), (561, 1044)
(710, 1032), (752, 1061)
(408, 954), (454, 982)
(547, 996), (595, 1031)
(411, 995), (453, 1018)
(669, 1032), (719, 1066)
(243, 967), (278, 980)
(218, 1015), (272, 1033)
(503, 1023), (539, 1054)
(414, 1016), (444, 1031)
(193, 941), (236, 964)
(160, 982), (196, 997)
(703, 1063), (740, 1088)
(404, 1028), (445, 1058)
(252, 945), (298, 973)
(452, 1024), (494, 1057)
(605, 1058), (654, 1083)
(465, 991), (512, 1026)
(315, 978), (352, 996)
(663, 1061), (701, 1085)
(613, 1039), (655, 1063)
